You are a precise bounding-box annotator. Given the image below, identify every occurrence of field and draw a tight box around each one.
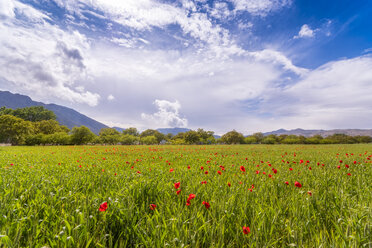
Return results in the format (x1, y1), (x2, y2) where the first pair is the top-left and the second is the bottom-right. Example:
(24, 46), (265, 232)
(0, 145), (371, 247)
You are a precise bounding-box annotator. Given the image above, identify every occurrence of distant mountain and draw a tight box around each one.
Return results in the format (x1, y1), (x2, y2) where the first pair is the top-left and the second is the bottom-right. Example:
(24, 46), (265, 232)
(0, 90), (108, 134)
(157, 127), (191, 135)
(263, 128), (372, 137)
(113, 127), (126, 133)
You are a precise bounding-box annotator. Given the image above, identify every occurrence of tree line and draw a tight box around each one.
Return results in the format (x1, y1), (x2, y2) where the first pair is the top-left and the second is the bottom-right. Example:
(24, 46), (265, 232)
(0, 106), (371, 145)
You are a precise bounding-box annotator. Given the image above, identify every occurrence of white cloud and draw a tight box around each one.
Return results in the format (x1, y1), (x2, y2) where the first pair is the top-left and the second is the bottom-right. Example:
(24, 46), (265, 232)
(0, 1), (100, 106)
(107, 94), (115, 101)
(141, 100), (188, 128)
(294, 24), (315, 38)
(230, 0), (292, 16)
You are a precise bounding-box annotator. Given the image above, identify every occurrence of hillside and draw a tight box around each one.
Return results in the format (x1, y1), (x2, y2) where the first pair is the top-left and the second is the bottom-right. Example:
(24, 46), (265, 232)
(263, 128), (372, 137)
(0, 91), (108, 134)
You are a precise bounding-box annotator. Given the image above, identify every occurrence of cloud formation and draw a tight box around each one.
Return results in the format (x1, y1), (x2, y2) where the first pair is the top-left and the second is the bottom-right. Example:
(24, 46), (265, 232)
(141, 100), (188, 128)
(294, 24), (315, 38)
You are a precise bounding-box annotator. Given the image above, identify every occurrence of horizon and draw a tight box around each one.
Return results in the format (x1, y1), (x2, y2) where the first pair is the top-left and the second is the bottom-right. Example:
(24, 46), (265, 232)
(1, 0), (372, 134)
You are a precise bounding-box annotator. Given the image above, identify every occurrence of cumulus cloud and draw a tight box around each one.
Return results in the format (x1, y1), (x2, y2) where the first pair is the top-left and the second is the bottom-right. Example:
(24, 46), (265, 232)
(0, 1), (100, 106)
(294, 24), (315, 38)
(141, 100), (188, 128)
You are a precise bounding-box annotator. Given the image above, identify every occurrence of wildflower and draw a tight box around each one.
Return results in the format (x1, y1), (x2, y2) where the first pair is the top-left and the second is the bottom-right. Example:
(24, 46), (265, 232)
(202, 201), (210, 209)
(150, 204), (157, 210)
(294, 181), (302, 188)
(99, 202), (108, 212)
(240, 166), (246, 172)
(242, 226), (250, 234)
(174, 182), (180, 189)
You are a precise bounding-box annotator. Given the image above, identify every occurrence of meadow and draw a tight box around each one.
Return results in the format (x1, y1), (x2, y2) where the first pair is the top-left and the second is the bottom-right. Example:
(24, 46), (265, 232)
(0, 144), (371, 247)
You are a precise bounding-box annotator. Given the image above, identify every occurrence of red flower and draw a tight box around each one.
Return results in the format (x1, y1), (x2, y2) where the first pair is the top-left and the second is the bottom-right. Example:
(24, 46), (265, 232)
(217, 171), (222, 175)
(99, 202), (108, 212)
(176, 190), (181, 195)
(227, 182), (231, 187)
(186, 194), (196, 205)
(307, 191), (312, 196)
(273, 169), (277, 174)
(345, 164), (349, 168)
(337, 165), (341, 169)
(347, 173), (351, 176)
(200, 166), (204, 170)
(242, 226), (250, 234)
(174, 182), (180, 189)
(339, 160), (343, 163)
(169, 168), (174, 172)
(308, 167), (312, 170)
(204, 171), (208, 174)
(150, 204), (157, 210)
(294, 181), (302, 188)
(187, 165), (191, 169)
(269, 174), (272, 178)
(285, 181), (289, 185)
(353, 161), (357, 164)
(289, 168), (293, 171)
(202, 201), (210, 209)
(240, 166), (246, 172)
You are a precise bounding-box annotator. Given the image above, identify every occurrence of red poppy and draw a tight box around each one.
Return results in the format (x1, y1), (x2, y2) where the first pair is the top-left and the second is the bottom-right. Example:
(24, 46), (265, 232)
(228, 182), (231, 187)
(242, 226), (250, 234)
(294, 181), (302, 188)
(205, 171), (208, 174)
(273, 169), (277, 174)
(308, 167), (312, 170)
(169, 168), (174, 172)
(200, 166), (204, 170)
(217, 171), (222, 175)
(202, 201), (210, 209)
(285, 181), (289, 185)
(353, 161), (357, 164)
(256, 170), (260, 174)
(289, 168), (293, 171)
(307, 191), (312, 196)
(345, 164), (349, 168)
(174, 182), (180, 189)
(187, 165), (191, 169)
(99, 202), (108, 212)
(186, 194), (196, 206)
(268, 174), (272, 178)
(347, 173), (351, 176)
(176, 190), (181, 195)
(337, 165), (341, 169)
(240, 166), (246, 172)
(150, 204), (157, 210)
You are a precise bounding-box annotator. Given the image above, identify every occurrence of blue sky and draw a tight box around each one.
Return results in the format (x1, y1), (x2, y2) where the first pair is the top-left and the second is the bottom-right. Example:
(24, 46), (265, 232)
(0, 0), (372, 134)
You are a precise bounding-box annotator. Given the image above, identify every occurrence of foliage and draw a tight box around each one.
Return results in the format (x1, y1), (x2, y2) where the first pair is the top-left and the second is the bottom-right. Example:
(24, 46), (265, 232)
(220, 130), (245, 144)
(122, 127), (139, 136)
(0, 115), (33, 145)
(0, 106), (56, 122)
(70, 126), (96, 145)
(99, 128), (121, 145)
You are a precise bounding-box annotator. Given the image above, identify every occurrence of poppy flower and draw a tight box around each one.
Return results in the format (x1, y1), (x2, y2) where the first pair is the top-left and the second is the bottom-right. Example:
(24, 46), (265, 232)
(200, 166), (204, 170)
(294, 181), (302, 188)
(285, 181), (289, 185)
(347, 173), (351, 176)
(187, 165), (191, 169)
(337, 165), (341, 169)
(256, 170), (260, 174)
(205, 171), (208, 174)
(353, 161), (357, 164)
(174, 182), (180, 189)
(240, 166), (246, 172)
(169, 168), (174, 172)
(186, 194), (196, 206)
(176, 190), (181, 195)
(308, 167), (312, 170)
(99, 202), (108, 212)
(289, 168), (293, 171)
(202, 201), (210, 209)
(150, 204), (157, 210)
(345, 164), (349, 168)
(273, 169), (277, 174)
(217, 171), (222, 175)
(227, 182), (231, 187)
(307, 191), (312, 196)
(242, 226), (250, 234)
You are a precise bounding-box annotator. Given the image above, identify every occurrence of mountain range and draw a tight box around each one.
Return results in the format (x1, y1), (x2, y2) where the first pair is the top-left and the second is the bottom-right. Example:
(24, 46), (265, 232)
(0, 90), (108, 134)
(1, 90), (371, 137)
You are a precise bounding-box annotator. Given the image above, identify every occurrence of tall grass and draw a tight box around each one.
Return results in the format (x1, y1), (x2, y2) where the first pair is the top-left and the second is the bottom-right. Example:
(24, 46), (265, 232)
(0, 145), (371, 247)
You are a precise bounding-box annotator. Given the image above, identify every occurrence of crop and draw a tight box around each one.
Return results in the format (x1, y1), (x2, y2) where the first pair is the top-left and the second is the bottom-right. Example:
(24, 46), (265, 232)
(0, 145), (371, 247)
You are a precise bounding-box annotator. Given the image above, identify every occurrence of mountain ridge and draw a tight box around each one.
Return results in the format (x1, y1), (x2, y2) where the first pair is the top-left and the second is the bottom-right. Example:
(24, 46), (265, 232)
(0, 90), (108, 134)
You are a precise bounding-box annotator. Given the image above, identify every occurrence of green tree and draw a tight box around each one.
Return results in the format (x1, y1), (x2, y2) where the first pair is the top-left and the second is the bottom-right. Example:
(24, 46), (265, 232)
(0, 115), (34, 145)
(140, 129), (165, 144)
(252, 132), (264, 144)
(244, 136), (257, 144)
(262, 135), (278, 144)
(141, 135), (158, 145)
(34, 120), (64, 135)
(121, 134), (139, 145)
(184, 130), (200, 144)
(12, 106), (56, 122)
(220, 130), (244, 144)
(99, 128), (121, 144)
(70, 126), (96, 145)
(122, 127), (139, 136)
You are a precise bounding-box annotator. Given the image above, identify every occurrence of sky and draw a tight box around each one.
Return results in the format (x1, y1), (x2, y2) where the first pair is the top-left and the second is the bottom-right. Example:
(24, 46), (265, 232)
(0, 0), (372, 135)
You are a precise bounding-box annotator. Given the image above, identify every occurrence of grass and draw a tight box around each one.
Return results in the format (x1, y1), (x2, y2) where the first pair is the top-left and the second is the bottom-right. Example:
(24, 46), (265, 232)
(0, 144), (371, 247)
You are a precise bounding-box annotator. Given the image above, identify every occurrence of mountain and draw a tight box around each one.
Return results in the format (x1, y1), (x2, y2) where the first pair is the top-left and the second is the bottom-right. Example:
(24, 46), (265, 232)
(263, 128), (372, 137)
(0, 90), (108, 134)
(157, 127), (191, 135)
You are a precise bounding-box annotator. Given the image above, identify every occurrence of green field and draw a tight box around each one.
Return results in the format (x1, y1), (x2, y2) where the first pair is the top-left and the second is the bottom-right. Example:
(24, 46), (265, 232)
(0, 145), (371, 247)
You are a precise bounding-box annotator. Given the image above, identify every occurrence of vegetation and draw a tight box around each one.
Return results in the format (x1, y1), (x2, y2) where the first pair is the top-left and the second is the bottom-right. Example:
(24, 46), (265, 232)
(0, 144), (371, 247)
(0, 107), (371, 146)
